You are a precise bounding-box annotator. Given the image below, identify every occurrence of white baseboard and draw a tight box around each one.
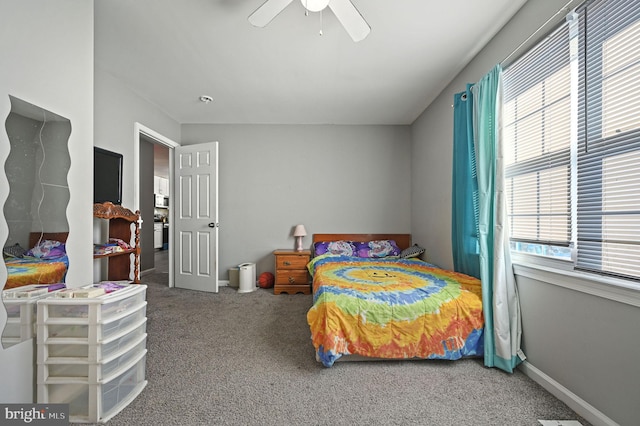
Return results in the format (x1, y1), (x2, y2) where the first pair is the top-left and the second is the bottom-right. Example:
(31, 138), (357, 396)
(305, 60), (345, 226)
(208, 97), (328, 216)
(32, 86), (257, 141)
(218, 280), (229, 287)
(519, 361), (618, 426)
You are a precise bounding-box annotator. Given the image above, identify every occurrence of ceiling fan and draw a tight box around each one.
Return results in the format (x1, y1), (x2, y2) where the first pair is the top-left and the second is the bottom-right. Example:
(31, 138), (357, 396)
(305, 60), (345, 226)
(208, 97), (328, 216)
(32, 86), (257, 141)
(249, 0), (370, 42)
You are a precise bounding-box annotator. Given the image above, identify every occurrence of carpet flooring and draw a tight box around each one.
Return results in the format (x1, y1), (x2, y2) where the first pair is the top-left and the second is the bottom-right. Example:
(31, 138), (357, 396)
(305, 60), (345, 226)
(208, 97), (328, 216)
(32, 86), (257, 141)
(83, 268), (590, 426)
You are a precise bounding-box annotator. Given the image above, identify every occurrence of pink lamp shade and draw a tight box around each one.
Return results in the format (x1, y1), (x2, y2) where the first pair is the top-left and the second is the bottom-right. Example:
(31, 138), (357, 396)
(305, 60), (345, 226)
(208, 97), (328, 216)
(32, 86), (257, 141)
(293, 224), (307, 251)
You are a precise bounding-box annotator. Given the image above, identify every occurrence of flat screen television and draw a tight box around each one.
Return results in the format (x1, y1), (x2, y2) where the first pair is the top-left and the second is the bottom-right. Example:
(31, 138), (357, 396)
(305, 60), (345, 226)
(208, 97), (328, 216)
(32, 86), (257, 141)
(94, 147), (123, 205)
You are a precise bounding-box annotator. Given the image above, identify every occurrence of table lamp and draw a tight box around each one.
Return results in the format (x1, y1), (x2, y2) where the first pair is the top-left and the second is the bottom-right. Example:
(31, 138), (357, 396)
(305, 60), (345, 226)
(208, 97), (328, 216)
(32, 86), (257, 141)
(293, 224), (307, 251)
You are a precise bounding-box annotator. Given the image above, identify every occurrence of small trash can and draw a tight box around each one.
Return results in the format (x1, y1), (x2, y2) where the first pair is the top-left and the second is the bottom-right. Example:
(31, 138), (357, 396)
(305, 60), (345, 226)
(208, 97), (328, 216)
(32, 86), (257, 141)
(228, 267), (239, 288)
(237, 262), (256, 293)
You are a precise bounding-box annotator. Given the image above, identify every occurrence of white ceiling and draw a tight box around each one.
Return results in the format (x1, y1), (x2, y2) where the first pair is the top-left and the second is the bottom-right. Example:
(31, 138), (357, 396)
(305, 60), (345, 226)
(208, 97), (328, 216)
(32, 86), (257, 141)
(95, 0), (527, 125)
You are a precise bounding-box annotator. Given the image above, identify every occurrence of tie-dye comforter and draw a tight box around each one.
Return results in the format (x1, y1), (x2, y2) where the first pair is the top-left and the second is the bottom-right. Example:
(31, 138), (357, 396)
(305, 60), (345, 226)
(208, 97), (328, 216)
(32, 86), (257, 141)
(306, 255), (484, 367)
(4, 256), (69, 290)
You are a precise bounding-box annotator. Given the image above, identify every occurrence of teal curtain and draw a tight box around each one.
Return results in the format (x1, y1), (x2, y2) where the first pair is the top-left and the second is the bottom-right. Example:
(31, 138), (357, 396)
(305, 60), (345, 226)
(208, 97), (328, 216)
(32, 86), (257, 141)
(473, 65), (523, 373)
(452, 85), (480, 279)
(453, 65), (524, 373)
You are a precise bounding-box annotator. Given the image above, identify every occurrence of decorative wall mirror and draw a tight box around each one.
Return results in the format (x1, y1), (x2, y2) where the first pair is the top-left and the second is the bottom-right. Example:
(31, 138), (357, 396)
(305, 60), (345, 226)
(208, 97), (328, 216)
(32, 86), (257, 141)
(2, 96), (71, 349)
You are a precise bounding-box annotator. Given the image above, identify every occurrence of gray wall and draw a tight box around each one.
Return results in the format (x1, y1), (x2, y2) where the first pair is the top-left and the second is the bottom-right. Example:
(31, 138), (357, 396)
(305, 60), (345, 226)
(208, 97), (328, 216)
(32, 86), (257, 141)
(410, 0), (639, 424)
(94, 69), (180, 210)
(181, 124), (412, 278)
(517, 273), (639, 426)
(93, 69), (180, 281)
(0, 0), (94, 402)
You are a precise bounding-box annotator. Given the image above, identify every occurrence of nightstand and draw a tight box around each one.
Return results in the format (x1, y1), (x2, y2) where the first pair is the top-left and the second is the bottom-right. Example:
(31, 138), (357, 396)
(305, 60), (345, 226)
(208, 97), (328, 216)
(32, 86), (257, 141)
(273, 249), (311, 295)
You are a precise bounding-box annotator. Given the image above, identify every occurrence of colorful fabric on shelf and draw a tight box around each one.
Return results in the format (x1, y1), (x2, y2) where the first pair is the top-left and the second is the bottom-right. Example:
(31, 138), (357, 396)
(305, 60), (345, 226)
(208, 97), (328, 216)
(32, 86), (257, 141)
(5, 256), (69, 290)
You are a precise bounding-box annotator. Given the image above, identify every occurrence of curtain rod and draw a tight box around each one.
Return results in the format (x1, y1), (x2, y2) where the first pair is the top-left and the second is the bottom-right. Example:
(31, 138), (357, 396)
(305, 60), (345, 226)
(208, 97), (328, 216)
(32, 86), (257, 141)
(500, 0), (585, 67)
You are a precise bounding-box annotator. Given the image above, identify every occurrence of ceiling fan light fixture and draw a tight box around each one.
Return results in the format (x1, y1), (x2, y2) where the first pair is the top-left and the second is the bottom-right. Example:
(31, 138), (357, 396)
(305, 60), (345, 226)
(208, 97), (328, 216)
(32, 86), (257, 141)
(301, 0), (330, 13)
(249, 0), (370, 42)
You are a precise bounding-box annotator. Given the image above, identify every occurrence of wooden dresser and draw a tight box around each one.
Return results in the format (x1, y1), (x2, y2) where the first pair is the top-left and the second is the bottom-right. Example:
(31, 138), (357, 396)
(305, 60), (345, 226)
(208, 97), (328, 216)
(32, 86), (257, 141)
(273, 249), (311, 295)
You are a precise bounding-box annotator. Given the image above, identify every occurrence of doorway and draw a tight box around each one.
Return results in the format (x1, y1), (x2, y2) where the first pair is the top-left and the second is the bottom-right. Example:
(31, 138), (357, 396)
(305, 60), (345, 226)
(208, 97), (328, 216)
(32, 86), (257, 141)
(134, 123), (178, 287)
(153, 143), (169, 274)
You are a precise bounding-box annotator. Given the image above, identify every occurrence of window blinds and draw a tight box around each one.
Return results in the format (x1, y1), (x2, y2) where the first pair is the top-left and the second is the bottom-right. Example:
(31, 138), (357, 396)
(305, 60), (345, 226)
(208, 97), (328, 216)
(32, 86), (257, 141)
(503, 23), (572, 248)
(577, 0), (640, 278)
(503, 0), (640, 280)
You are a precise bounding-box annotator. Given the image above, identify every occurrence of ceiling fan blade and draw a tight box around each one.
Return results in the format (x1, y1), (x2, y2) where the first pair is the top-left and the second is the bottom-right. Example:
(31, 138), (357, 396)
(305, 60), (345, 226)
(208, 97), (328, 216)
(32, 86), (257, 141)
(248, 0), (295, 27)
(328, 0), (370, 42)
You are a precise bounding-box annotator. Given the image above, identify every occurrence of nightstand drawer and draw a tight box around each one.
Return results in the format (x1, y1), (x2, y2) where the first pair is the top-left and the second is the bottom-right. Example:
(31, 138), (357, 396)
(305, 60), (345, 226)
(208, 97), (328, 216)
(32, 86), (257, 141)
(273, 249), (311, 295)
(275, 270), (309, 285)
(275, 255), (309, 270)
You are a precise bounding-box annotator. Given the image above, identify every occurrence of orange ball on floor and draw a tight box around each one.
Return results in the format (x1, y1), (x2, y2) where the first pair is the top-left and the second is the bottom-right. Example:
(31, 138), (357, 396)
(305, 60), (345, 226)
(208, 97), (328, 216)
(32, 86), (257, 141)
(258, 272), (274, 289)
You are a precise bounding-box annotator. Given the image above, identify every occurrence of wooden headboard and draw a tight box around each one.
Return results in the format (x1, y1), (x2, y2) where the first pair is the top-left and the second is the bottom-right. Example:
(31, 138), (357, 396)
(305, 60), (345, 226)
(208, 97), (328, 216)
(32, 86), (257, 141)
(29, 232), (69, 249)
(312, 234), (412, 251)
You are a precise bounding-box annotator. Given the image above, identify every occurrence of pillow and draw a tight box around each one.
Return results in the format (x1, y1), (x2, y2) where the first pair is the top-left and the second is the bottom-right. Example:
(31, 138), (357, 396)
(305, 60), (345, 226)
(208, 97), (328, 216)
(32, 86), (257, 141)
(314, 240), (356, 257)
(400, 244), (426, 259)
(26, 240), (66, 259)
(354, 240), (401, 258)
(3, 243), (26, 258)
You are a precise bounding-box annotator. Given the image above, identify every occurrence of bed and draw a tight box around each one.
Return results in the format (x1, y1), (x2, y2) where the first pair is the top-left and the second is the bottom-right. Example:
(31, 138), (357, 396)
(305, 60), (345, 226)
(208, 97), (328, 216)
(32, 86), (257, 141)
(306, 233), (484, 367)
(3, 232), (69, 290)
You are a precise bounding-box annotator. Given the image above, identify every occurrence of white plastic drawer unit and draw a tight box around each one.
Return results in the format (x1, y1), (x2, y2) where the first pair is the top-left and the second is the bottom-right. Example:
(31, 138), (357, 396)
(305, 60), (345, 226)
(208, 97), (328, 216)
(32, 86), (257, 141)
(38, 318), (147, 363)
(38, 334), (147, 382)
(36, 285), (147, 343)
(38, 303), (146, 342)
(39, 304), (147, 341)
(35, 284), (148, 423)
(37, 351), (147, 423)
(42, 284), (146, 321)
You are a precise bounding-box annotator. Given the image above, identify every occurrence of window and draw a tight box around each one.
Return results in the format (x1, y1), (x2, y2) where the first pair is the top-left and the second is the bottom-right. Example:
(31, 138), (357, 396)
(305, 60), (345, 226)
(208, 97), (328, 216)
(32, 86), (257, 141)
(503, 0), (640, 280)
(503, 23), (573, 260)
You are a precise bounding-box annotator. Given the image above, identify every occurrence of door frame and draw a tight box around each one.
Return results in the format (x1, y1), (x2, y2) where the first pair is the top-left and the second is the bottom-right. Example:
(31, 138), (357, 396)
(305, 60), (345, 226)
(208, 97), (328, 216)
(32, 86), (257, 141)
(133, 122), (179, 287)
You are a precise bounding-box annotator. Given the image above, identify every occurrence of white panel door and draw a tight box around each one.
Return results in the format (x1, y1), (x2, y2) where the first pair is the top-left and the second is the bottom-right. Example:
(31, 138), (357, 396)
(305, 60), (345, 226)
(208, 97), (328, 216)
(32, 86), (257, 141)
(174, 142), (219, 292)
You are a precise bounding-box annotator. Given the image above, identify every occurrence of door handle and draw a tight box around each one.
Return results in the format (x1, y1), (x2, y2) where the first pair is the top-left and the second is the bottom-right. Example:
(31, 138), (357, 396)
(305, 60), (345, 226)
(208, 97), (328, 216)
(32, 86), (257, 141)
(208, 223), (215, 228)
